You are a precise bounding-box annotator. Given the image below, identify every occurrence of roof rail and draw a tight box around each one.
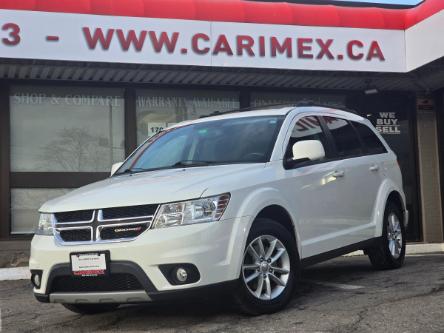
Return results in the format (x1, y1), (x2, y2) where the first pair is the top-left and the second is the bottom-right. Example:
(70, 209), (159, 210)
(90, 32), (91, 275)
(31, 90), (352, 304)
(200, 102), (359, 118)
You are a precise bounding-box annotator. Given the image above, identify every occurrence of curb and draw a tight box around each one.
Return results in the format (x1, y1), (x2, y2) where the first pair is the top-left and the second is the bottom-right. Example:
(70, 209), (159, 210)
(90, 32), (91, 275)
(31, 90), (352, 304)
(0, 267), (30, 281)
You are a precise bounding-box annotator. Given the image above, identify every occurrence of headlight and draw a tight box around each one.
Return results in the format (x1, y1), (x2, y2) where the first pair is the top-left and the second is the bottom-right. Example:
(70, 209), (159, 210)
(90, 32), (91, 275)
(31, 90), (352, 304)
(36, 213), (54, 235)
(153, 193), (230, 229)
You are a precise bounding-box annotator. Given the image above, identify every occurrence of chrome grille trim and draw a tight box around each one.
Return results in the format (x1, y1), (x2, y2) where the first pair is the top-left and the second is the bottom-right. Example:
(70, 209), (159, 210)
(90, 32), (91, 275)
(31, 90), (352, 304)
(96, 220), (153, 242)
(54, 210), (95, 224)
(54, 225), (93, 244)
(51, 207), (158, 246)
(97, 209), (155, 222)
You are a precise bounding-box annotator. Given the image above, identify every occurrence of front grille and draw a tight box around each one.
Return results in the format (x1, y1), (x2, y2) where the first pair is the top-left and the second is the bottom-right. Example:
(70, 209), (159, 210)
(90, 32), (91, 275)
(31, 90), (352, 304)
(59, 229), (91, 242)
(50, 273), (143, 293)
(55, 210), (94, 223)
(101, 204), (158, 220)
(100, 224), (148, 240)
(53, 205), (156, 244)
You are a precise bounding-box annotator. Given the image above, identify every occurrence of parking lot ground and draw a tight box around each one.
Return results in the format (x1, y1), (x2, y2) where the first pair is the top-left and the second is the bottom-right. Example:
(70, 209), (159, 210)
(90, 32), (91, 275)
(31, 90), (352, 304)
(1, 254), (444, 333)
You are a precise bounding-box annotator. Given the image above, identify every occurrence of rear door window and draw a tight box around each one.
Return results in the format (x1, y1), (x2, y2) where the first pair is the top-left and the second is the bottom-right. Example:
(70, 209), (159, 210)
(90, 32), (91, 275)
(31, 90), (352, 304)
(322, 116), (362, 158)
(352, 122), (388, 155)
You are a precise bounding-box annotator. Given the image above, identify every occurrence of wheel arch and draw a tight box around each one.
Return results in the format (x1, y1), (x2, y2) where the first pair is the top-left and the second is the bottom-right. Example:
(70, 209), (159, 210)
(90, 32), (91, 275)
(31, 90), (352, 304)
(374, 181), (407, 237)
(247, 203), (301, 261)
(386, 191), (405, 215)
(233, 188), (301, 278)
(255, 205), (297, 241)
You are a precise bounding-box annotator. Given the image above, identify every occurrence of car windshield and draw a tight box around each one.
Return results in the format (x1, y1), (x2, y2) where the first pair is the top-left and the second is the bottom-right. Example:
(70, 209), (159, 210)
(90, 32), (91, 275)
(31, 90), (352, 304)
(116, 115), (284, 175)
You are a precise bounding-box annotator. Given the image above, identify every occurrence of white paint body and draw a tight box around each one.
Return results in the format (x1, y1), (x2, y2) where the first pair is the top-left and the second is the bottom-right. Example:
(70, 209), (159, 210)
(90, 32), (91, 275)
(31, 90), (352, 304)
(30, 106), (407, 298)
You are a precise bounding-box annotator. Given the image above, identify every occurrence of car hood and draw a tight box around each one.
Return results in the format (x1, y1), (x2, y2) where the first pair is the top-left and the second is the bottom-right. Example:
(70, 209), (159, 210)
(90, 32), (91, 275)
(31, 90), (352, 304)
(40, 164), (265, 213)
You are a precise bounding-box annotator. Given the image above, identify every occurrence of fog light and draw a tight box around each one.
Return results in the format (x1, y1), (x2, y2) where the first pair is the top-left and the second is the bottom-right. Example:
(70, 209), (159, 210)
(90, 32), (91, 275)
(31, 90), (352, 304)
(159, 263), (200, 285)
(31, 271), (42, 288)
(176, 268), (188, 282)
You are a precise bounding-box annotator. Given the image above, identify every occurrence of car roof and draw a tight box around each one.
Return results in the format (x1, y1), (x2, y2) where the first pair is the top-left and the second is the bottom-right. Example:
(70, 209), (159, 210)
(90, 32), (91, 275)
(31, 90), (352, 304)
(168, 104), (366, 129)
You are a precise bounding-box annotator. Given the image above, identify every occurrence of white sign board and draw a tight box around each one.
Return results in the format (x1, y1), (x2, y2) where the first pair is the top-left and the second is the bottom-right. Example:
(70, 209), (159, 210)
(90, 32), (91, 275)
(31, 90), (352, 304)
(0, 9), (406, 72)
(376, 112), (401, 135)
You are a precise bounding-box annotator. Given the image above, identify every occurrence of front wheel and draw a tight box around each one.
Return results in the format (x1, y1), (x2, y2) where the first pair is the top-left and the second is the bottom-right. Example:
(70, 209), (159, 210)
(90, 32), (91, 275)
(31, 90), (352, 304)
(233, 218), (299, 315)
(367, 202), (406, 270)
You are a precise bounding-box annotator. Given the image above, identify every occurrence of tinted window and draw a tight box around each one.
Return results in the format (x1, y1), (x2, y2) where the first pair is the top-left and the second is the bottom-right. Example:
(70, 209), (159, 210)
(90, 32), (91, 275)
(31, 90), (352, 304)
(285, 116), (330, 160)
(323, 117), (362, 157)
(353, 122), (387, 155)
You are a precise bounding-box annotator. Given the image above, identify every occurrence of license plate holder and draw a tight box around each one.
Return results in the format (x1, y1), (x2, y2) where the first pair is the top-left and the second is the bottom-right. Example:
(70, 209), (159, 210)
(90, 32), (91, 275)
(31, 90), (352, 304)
(70, 251), (110, 277)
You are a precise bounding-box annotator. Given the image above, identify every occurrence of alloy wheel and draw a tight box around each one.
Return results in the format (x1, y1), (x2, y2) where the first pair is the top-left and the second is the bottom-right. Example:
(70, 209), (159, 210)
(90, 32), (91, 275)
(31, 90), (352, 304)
(387, 213), (403, 259)
(242, 235), (291, 301)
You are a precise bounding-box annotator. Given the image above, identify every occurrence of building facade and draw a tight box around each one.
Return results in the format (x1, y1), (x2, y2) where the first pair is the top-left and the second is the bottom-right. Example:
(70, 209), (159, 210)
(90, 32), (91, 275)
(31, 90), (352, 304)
(0, 0), (443, 243)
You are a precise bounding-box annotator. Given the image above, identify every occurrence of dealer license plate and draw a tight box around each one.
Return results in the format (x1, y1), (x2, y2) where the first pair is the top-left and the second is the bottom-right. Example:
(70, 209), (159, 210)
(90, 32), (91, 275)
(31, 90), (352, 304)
(70, 252), (108, 277)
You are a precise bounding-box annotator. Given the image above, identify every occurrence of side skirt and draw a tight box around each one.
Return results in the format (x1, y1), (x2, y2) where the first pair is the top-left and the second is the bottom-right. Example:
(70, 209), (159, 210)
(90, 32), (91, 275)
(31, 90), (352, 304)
(300, 237), (381, 268)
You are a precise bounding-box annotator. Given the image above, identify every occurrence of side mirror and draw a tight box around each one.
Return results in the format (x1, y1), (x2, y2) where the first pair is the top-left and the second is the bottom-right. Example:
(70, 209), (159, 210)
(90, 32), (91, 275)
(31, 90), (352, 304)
(110, 162), (123, 176)
(285, 140), (325, 168)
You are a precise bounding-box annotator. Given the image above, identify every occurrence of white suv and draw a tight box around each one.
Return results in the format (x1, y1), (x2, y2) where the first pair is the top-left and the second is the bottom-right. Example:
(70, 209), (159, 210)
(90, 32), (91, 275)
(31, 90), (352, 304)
(30, 105), (408, 315)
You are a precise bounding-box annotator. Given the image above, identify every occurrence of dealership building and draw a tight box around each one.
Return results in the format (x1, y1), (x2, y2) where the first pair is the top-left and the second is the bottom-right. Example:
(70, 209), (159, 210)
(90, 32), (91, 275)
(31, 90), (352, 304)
(0, 0), (443, 245)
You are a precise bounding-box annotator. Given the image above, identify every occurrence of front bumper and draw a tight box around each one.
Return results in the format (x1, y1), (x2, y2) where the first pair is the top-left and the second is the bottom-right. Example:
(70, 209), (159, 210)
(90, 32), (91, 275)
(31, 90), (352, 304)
(30, 217), (249, 303)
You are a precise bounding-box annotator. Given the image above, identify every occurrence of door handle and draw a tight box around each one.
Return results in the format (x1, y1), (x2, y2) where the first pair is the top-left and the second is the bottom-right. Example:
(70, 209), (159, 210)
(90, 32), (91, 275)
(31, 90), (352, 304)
(369, 165), (379, 172)
(332, 170), (345, 178)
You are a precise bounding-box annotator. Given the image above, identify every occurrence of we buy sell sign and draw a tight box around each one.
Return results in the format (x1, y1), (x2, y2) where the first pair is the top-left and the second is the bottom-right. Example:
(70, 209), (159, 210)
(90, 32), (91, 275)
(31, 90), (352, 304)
(0, 9), (405, 72)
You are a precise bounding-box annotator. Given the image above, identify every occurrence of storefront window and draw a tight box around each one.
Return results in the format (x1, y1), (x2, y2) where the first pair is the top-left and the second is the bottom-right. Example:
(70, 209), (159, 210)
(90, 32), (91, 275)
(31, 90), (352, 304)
(10, 86), (125, 172)
(251, 92), (346, 108)
(11, 188), (72, 234)
(136, 89), (239, 144)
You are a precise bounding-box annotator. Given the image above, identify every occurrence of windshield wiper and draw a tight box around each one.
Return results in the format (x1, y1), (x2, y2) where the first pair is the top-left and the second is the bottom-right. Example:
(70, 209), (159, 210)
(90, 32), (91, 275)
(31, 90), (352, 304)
(117, 161), (221, 175)
(118, 167), (149, 175)
(172, 160), (217, 168)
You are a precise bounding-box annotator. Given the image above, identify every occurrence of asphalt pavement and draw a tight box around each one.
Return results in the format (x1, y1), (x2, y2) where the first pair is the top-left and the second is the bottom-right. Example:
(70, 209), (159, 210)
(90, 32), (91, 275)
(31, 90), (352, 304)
(1, 254), (443, 333)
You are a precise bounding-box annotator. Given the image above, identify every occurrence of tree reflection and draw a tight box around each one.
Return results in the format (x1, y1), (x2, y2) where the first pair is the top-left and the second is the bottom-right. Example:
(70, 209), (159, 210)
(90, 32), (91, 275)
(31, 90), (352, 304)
(40, 128), (109, 171)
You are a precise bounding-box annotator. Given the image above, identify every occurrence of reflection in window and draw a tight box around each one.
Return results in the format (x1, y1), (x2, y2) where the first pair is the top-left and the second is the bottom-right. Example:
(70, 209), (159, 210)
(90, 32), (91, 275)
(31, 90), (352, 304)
(10, 86), (125, 172)
(136, 90), (239, 144)
(11, 188), (72, 234)
(119, 116), (283, 174)
(353, 122), (387, 155)
(286, 116), (330, 159)
(323, 117), (362, 157)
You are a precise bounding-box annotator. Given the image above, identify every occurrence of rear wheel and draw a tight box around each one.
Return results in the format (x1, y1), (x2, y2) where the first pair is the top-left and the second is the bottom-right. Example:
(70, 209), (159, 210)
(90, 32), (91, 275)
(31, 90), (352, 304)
(62, 303), (119, 315)
(234, 218), (299, 315)
(367, 202), (406, 270)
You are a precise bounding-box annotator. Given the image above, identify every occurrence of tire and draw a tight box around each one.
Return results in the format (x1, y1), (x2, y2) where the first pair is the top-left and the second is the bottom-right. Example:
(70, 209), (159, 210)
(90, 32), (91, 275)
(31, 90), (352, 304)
(367, 202), (406, 270)
(233, 218), (299, 315)
(62, 303), (119, 315)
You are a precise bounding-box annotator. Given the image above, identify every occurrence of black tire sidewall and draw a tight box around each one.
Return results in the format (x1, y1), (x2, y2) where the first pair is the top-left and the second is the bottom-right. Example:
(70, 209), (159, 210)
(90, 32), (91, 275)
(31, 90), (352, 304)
(368, 202), (406, 270)
(235, 218), (299, 315)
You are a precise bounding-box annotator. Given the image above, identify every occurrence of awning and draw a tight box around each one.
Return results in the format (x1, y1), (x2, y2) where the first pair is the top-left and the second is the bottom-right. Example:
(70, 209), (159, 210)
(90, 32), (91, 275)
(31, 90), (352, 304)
(0, 0), (442, 30)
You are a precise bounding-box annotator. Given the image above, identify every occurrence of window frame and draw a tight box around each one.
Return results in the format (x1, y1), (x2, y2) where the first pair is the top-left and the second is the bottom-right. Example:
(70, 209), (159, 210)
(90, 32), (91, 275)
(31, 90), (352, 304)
(283, 114), (383, 171)
(282, 114), (337, 169)
(5, 85), (132, 238)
